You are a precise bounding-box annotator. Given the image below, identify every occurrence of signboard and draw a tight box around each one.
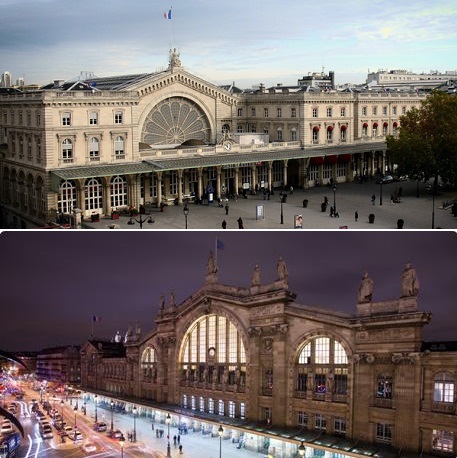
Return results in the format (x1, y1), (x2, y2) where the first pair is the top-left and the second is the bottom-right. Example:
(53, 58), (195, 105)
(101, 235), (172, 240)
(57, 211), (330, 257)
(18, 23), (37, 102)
(256, 205), (265, 220)
(294, 214), (303, 229)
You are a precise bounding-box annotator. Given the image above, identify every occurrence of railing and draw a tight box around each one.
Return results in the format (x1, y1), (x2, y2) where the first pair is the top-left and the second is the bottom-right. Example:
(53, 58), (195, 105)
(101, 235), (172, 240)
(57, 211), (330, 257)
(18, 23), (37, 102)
(373, 397), (393, 409)
(431, 402), (456, 414)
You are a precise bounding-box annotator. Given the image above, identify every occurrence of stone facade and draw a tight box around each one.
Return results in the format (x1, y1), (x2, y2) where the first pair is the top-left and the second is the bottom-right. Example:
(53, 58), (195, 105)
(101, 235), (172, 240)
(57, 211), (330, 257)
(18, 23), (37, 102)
(80, 258), (457, 457)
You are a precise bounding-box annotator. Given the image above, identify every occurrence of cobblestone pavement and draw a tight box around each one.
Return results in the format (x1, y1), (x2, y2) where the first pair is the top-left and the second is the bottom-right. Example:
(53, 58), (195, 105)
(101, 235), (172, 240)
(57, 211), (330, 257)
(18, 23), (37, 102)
(85, 180), (457, 230)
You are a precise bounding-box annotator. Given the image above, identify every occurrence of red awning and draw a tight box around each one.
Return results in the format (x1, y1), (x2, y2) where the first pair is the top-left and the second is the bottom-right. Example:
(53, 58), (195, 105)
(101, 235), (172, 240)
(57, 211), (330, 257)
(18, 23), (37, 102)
(325, 155), (338, 164)
(338, 154), (351, 162)
(309, 156), (324, 165)
(362, 123), (368, 128)
(341, 125), (347, 131)
(393, 121), (398, 127)
(383, 122), (388, 127)
(373, 122), (378, 128)
(313, 126), (320, 132)
(327, 125), (334, 131)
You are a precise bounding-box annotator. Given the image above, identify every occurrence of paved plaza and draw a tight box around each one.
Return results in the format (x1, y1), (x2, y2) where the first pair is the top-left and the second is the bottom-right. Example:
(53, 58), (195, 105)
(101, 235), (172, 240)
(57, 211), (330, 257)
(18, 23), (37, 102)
(84, 180), (457, 230)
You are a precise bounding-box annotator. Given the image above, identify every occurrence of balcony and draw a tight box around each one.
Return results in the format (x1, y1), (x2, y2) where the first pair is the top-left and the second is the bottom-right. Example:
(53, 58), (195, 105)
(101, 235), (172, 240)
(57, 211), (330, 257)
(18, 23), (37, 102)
(431, 402), (456, 414)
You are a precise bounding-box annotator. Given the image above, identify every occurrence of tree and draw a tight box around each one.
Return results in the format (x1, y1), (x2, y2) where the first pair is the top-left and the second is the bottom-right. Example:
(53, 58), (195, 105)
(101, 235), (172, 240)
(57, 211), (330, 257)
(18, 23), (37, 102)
(386, 91), (457, 187)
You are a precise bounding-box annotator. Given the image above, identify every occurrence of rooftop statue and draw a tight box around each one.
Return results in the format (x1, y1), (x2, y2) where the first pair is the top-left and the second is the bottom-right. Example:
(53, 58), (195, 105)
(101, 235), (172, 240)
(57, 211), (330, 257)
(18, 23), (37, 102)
(251, 264), (261, 286)
(401, 263), (420, 297)
(276, 256), (288, 281)
(358, 271), (374, 303)
(169, 48), (181, 68)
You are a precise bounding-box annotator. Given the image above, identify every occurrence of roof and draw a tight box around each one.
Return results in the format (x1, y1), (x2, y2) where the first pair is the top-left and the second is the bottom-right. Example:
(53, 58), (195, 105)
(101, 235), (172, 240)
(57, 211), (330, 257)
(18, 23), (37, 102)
(81, 73), (153, 91)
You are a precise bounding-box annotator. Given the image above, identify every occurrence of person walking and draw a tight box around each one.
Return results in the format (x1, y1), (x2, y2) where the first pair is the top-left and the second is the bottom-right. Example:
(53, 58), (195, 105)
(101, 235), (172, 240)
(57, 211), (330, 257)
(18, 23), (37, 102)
(179, 444), (183, 454)
(237, 217), (244, 229)
(355, 211), (359, 222)
(371, 194), (376, 205)
(222, 220), (227, 229)
(225, 203), (229, 215)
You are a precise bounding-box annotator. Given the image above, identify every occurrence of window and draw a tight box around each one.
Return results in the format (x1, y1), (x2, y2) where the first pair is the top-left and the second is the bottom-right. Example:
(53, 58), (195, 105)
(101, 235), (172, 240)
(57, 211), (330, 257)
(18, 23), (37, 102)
(36, 138), (41, 161)
(62, 138), (73, 162)
(114, 111), (123, 124)
(251, 108), (256, 117)
(237, 125), (243, 133)
(199, 397), (205, 412)
(218, 400), (224, 416)
(36, 112), (41, 126)
(89, 137), (100, 160)
(277, 108), (282, 118)
(377, 374), (393, 398)
(334, 417), (346, 435)
(402, 106), (407, 114)
(277, 128), (283, 141)
(237, 108), (243, 117)
(228, 401), (235, 418)
(326, 107), (332, 117)
(110, 175), (127, 208)
(291, 130), (297, 141)
(115, 136), (125, 159)
(312, 108), (318, 118)
(340, 107), (346, 117)
(297, 411), (308, 427)
(392, 106), (397, 115)
(18, 111), (23, 125)
(250, 124), (257, 133)
(62, 112), (71, 126)
(315, 414), (326, 430)
(58, 180), (76, 214)
(208, 398), (214, 414)
(85, 178), (103, 211)
(312, 127), (319, 143)
(89, 112), (98, 125)
(362, 107), (367, 116)
(291, 108), (296, 118)
(27, 112), (31, 126)
(376, 423), (392, 443)
(432, 430), (454, 453)
(434, 373), (454, 403)
(326, 127), (333, 142)
(372, 106), (377, 115)
(382, 106), (387, 115)
(264, 108), (269, 117)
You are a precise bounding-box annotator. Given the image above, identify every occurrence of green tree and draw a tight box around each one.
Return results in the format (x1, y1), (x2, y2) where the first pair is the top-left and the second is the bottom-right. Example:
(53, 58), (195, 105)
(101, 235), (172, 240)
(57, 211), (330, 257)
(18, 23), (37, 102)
(387, 91), (457, 187)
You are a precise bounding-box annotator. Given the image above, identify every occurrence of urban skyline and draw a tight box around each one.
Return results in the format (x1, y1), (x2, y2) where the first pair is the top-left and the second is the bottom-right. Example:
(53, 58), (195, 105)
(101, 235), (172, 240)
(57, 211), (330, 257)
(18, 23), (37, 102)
(0, 0), (456, 88)
(1, 231), (456, 352)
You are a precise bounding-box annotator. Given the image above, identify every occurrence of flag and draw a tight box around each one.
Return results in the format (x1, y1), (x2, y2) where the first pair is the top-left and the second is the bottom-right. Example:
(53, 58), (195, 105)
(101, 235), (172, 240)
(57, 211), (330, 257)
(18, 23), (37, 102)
(164, 8), (172, 19)
(217, 238), (224, 251)
(92, 315), (101, 322)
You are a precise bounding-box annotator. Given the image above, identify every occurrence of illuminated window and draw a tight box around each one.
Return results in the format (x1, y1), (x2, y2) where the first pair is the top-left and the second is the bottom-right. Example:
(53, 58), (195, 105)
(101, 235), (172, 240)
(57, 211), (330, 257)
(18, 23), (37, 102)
(297, 411), (308, 427)
(228, 401), (235, 418)
(208, 398), (214, 414)
(432, 430), (454, 453)
(199, 397), (205, 412)
(434, 373), (454, 403)
(377, 374), (393, 398)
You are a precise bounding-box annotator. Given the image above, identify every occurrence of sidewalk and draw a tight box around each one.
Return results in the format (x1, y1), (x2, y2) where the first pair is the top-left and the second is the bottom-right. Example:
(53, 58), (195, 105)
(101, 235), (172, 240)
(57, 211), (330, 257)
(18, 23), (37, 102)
(84, 180), (457, 230)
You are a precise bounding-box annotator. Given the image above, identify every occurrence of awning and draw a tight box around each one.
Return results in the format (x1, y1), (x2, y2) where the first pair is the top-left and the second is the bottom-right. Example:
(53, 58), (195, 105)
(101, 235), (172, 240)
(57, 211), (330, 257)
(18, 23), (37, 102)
(373, 122), (378, 128)
(325, 155), (338, 164)
(383, 122), (388, 127)
(313, 126), (320, 132)
(393, 121), (398, 127)
(338, 154), (351, 162)
(310, 156), (324, 165)
(340, 125), (347, 131)
(327, 126), (334, 131)
(362, 123), (368, 128)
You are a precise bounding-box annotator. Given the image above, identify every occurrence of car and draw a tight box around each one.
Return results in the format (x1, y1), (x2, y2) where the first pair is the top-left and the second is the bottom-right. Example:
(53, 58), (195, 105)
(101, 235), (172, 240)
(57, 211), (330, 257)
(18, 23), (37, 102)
(377, 174), (394, 184)
(62, 425), (73, 436)
(93, 422), (107, 432)
(1, 421), (13, 434)
(69, 429), (83, 441)
(41, 425), (53, 439)
(109, 429), (123, 440)
(82, 441), (97, 453)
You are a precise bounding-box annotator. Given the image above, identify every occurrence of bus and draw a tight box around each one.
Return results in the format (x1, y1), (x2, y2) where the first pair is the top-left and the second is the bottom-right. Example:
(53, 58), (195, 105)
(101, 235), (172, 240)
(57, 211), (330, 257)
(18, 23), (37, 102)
(0, 432), (21, 458)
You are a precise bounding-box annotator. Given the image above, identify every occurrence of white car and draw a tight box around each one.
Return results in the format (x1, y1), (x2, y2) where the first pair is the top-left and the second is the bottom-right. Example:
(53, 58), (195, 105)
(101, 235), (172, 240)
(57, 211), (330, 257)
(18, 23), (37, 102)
(1, 421), (14, 434)
(69, 429), (83, 441)
(82, 441), (97, 452)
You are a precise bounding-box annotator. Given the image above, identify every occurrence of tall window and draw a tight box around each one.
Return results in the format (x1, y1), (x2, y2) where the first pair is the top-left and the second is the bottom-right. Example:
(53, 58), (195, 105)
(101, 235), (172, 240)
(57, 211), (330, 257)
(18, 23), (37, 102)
(85, 178), (103, 211)
(291, 107), (296, 118)
(58, 180), (77, 214)
(392, 106), (397, 115)
(114, 111), (123, 124)
(372, 106), (377, 115)
(140, 347), (156, 380)
(432, 430), (454, 453)
(62, 112), (71, 126)
(326, 107), (332, 117)
(340, 107), (346, 117)
(237, 108), (243, 117)
(362, 107), (367, 116)
(277, 108), (282, 118)
(277, 128), (283, 141)
(382, 106), (387, 115)
(291, 129), (297, 141)
(376, 423), (392, 444)
(297, 411), (308, 427)
(434, 373), (454, 403)
(89, 112), (98, 125)
(114, 136), (125, 159)
(251, 108), (256, 117)
(110, 175), (127, 208)
(334, 417), (346, 436)
(377, 374), (393, 398)
(312, 127), (319, 143)
(264, 108), (269, 117)
(312, 108), (318, 118)
(327, 126), (333, 142)
(315, 414), (326, 430)
(62, 138), (73, 163)
(89, 137), (100, 160)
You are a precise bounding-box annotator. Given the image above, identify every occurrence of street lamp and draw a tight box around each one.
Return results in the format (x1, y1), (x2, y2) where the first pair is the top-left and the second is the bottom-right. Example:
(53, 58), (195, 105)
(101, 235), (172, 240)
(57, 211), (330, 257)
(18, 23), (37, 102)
(74, 405), (77, 429)
(332, 184), (337, 214)
(298, 441), (306, 456)
(165, 413), (171, 457)
(132, 406), (137, 442)
(280, 194), (284, 224)
(83, 401), (86, 416)
(94, 395), (98, 423)
(218, 425), (224, 458)
(60, 400), (64, 422)
(119, 434), (125, 458)
(183, 204), (189, 229)
(127, 214), (155, 229)
(379, 180), (383, 206)
(110, 400), (114, 433)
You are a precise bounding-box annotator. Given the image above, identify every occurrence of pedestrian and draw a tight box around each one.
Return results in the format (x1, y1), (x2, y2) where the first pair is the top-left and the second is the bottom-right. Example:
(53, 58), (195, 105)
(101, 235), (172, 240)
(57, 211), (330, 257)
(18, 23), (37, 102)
(173, 435), (177, 446)
(355, 211), (358, 222)
(225, 203), (229, 215)
(237, 217), (244, 229)
(289, 185), (294, 195)
(371, 194), (376, 205)
(179, 444), (183, 454)
(222, 220), (227, 229)
(177, 435), (180, 444)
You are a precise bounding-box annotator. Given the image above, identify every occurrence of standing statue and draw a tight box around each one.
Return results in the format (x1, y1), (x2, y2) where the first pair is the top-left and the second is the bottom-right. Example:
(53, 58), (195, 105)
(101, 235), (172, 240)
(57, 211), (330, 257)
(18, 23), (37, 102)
(358, 271), (374, 303)
(401, 263), (420, 297)
(251, 264), (261, 286)
(169, 292), (176, 309)
(207, 251), (218, 275)
(159, 294), (165, 313)
(276, 256), (288, 281)
(169, 48), (181, 68)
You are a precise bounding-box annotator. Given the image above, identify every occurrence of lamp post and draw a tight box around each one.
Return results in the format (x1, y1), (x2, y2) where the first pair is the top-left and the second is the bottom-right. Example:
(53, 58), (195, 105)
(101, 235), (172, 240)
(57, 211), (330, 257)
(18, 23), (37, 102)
(280, 194), (284, 224)
(132, 406), (137, 442)
(74, 405), (77, 429)
(119, 434), (125, 458)
(183, 204), (189, 229)
(127, 214), (155, 229)
(298, 441), (306, 456)
(94, 395), (98, 423)
(379, 180), (383, 205)
(218, 425), (224, 458)
(60, 400), (64, 422)
(83, 401), (86, 416)
(110, 400), (114, 433)
(166, 413), (171, 457)
(332, 184), (337, 214)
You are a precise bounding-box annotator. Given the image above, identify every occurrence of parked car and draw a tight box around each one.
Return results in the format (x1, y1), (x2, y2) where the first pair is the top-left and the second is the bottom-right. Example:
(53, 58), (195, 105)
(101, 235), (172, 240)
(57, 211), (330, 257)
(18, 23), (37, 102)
(69, 429), (83, 441)
(377, 174), (394, 184)
(82, 441), (97, 453)
(109, 429), (124, 440)
(93, 422), (107, 432)
(41, 425), (53, 439)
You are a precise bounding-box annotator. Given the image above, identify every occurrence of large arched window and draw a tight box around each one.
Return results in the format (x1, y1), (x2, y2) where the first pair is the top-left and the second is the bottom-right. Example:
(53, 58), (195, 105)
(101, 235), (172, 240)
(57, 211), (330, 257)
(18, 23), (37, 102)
(141, 347), (157, 381)
(296, 336), (348, 400)
(85, 177), (103, 212)
(62, 138), (73, 162)
(110, 175), (127, 208)
(180, 314), (246, 385)
(58, 180), (76, 214)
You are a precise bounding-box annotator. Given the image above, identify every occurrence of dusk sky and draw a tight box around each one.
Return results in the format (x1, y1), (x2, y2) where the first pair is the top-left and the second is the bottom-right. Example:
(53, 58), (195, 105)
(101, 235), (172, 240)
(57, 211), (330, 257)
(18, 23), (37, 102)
(1, 0), (456, 87)
(0, 230), (456, 352)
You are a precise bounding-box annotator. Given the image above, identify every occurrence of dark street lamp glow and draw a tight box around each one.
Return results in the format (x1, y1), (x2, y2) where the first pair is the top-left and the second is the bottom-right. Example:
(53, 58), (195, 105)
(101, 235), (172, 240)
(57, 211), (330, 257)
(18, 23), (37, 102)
(333, 184), (337, 214)
(110, 400), (114, 433)
(94, 395), (98, 423)
(183, 204), (189, 229)
(218, 425), (224, 458)
(127, 214), (155, 229)
(166, 413), (171, 457)
(132, 406), (137, 442)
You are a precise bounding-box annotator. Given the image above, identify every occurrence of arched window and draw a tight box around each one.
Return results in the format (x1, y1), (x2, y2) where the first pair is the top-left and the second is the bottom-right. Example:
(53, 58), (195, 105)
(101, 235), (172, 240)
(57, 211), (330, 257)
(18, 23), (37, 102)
(312, 126), (319, 143)
(141, 347), (156, 380)
(296, 336), (348, 399)
(58, 180), (76, 214)
(62, 138), (73, 162)
(85, 177), (103, 212)
(327, 126), (334, 142)
(110, 175), (127, 208)
(180, 314), (246, 386)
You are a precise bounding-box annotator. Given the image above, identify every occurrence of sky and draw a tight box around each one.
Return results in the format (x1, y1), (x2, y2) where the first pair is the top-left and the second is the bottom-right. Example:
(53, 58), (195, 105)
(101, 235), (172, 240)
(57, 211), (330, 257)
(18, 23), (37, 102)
(0, 230), (456, 352)
(1, 0), (456, 88)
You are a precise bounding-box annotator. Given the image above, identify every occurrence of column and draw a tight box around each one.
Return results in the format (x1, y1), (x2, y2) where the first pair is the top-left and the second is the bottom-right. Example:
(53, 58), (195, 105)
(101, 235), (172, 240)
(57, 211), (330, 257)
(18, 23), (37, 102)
(177, 169), (183, 205)
(371, 151), (375, 175)
(268, 161), (273, 191)
(332, 163), (337, 184)
(156, 172), (163, 206)
(77, 180), (86, 216)
(317, 163), (323, 186)
(381, 150), (386, 174)
(216, 166), (222, 199)
(251, 164), (257, 193)
(282, 159), (288, 188)
(197, 167), (203, 199)
(234, 167), (239, 195)
(104, 179), (111, 215)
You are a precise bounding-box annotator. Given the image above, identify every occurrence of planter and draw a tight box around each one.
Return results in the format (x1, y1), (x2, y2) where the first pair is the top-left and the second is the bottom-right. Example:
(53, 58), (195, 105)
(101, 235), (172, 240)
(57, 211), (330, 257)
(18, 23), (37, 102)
(139, 205), (146, 214)
(321, 203), (328, 212)
(303, 199), (309, 208)
(397, 218), (404, 229)
(368, 213), (375, 224)
(91, 214), (100, 223)
(111, 213), (120, 220)
(130, 211), (139, 217)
